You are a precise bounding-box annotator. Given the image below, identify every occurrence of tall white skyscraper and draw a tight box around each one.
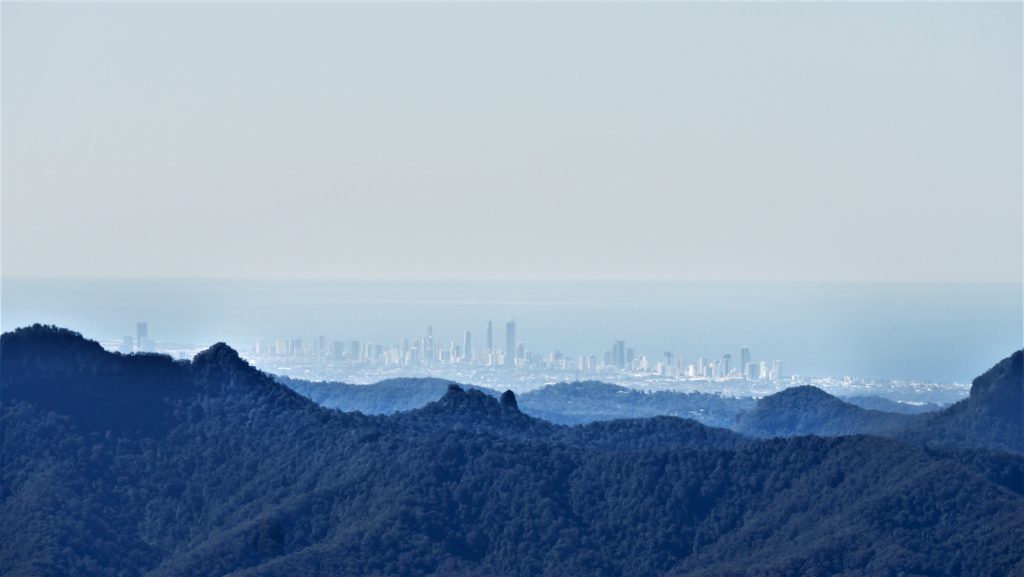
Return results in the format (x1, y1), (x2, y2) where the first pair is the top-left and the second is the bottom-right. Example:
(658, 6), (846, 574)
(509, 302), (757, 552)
(612, 340), (626, 369)
(136, 322), (148, 351)
(745, 362), (759, 381)
(505, 321), (516, 367)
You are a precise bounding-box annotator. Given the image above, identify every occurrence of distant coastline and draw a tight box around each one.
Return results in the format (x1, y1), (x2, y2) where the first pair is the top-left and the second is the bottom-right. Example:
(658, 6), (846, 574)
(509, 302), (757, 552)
(2, 277), (1019, 382)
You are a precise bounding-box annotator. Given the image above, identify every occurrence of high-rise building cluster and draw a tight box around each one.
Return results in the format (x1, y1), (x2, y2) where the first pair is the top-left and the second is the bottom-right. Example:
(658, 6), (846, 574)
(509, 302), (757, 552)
(249, 321), (784, 383)
(121, 322), (153, 353)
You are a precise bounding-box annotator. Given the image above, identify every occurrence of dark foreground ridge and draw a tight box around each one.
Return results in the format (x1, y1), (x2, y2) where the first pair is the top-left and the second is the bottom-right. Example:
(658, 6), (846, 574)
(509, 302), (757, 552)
(900, 349), (1024, 454)
(2, 325), (1022, 577)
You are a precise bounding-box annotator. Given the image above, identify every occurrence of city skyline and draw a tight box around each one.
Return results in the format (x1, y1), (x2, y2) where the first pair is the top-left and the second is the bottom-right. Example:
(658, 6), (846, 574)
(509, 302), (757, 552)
(247, 325), (784, 383)
(103, 317), (970, 406)
(2, 278), (1019, 383)
(127, 316), (811, 385)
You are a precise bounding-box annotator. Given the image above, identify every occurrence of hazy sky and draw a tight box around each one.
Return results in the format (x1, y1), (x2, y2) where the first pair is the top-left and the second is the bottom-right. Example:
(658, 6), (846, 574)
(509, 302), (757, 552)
(3, 2), (1021, 281)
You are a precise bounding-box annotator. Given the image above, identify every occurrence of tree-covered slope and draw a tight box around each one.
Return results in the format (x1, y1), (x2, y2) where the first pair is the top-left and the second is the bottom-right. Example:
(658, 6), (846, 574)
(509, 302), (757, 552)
(279, 376), (756, 428)
(2, 326), (1021, 577)
(519, 381), (755, 427)
(734, 385), (915, 438)
(901, 349), (1024, 454)
(277, 375), (487, 415)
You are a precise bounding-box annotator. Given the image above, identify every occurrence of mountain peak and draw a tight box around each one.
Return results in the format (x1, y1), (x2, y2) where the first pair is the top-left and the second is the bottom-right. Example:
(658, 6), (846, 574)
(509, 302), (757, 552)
(189, 341), (288, 400)
(964, 349), (1023, 422)
(392, 382), (542, 435)
(736, 384), (908, 438)
(500, 390), (519, 411)
(2, 324), (114, 377)
(2, 324), (105, 355)
(193, 342), (245, 368)
(190, 343), (263, 381)
(756, 385), (841, 408)
(434, 384), (502, 412)
(416, 384), (526, 420)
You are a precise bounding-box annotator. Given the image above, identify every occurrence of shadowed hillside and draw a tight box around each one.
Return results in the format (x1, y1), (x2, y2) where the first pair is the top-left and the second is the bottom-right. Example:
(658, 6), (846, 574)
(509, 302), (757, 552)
(280, 376), (758, 427)
(2, 325), (1021, 577)
(734, 385), (914, 438)
(901, 349), (1024, 454)
(280, 375), (944, 432)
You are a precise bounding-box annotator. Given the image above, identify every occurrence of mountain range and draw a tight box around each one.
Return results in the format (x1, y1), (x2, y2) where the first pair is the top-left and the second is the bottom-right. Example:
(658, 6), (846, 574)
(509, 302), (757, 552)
(2, 325), (1021, 577)
(279, 375), (941, 429)
(283, 371), (1009, 451)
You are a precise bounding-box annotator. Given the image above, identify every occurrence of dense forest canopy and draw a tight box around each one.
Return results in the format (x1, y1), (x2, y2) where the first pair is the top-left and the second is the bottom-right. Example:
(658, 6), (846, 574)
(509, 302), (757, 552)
(2, 325), (1022, 577)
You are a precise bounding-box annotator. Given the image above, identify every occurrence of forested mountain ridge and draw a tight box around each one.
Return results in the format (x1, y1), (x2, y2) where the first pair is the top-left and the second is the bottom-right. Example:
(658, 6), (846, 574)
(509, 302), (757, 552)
(519, 381), (756, 427)
(734, 385), (915, 438)
(280, 373), (954, 445)
(900, 349), (1023, 454)
(280, 377), (765, 427)
(732, 356), (1022, 455)
(2, 325), (1022, 577)
(275, 375), (493, 416)
(280, 375), (943, 430)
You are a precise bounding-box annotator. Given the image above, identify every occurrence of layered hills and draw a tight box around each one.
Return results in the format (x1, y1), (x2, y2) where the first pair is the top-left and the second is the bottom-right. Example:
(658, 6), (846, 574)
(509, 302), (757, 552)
(2, 325), (1021, 577)
(280, 376), (938, 429)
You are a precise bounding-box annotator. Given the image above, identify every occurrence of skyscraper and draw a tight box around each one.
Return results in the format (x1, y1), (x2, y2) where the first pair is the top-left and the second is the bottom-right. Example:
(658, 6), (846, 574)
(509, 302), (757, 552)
(136, 322), (148, 352)
(612, 340), (626, 369)
(740, 347), (750, 371)
(746, 362), (760, 381)
(486, 321), (493, 352)
(505, 321), (516, 367)
(463, 330), (473, 363)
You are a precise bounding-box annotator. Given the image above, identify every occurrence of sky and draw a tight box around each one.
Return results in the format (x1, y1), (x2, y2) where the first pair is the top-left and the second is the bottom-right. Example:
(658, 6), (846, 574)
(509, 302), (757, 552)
(2, 2), (1022, 282)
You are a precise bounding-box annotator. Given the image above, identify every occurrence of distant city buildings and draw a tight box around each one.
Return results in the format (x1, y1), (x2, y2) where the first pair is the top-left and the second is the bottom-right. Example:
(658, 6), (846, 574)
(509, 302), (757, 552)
(126, 318), (787, 385)
(95, 321), (968, 406)
(505, 321), (516, 368)
(96, 321), (967, 405)
(612, 340), (626, 369)
(136, 322), (149, 352)
(239, 320), (784, 385)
